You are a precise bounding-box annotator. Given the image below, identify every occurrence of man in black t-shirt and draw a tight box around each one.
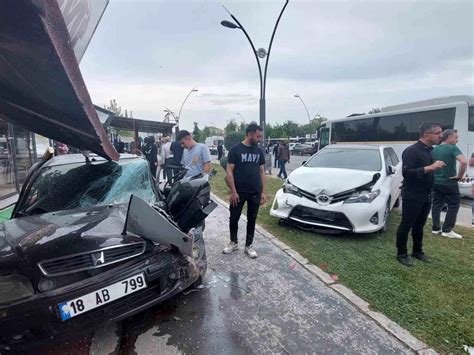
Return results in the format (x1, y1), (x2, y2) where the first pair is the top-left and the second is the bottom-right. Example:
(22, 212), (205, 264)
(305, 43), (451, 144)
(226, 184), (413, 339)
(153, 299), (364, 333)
(223, 123), (267, 258)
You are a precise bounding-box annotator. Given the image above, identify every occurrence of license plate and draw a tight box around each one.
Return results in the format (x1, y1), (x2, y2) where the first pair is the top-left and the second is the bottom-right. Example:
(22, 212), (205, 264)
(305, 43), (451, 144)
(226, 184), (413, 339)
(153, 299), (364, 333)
(58, 273), (147, 321)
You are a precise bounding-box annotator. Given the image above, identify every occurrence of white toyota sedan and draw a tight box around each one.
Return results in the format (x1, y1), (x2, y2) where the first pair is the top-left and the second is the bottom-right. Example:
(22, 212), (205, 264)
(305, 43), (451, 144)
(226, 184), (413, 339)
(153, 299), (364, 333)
(270, 145), (403, 233)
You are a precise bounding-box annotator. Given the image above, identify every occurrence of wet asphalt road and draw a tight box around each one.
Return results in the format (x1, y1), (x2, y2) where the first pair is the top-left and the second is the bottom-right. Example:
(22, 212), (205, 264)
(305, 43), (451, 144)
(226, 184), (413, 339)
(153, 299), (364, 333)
(31, 203), (413, 355)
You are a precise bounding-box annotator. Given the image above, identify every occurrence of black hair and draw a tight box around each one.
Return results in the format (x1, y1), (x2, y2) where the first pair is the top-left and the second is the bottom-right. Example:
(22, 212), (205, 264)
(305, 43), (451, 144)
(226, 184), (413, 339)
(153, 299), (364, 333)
(246, 123), (262, 135)
(176, 130), (191, 141)
(419, 122), (441, 137)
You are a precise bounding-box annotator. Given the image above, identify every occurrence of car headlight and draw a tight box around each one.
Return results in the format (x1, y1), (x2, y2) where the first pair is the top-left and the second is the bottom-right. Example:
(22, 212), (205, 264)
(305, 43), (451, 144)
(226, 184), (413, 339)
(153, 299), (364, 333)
(283, 181), (301, 197)
(344, 190), (380, 204)
(0, 274), (35, 303)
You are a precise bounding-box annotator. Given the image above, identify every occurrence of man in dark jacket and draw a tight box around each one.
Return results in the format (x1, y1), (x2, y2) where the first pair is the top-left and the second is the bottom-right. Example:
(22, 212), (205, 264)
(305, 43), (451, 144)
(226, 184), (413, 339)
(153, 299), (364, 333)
(273, 143), (279, 168)
(217, 142), (224, 161)
(143, 136), (158, 178)
(170, 139), (184, 167)
(277, 141), (290, 179)
(395, 122), (445, 267)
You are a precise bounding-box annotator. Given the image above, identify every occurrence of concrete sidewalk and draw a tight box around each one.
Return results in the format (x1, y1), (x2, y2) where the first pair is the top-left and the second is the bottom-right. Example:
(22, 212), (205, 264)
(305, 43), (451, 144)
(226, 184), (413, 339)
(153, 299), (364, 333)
(129, 196), (433, 354)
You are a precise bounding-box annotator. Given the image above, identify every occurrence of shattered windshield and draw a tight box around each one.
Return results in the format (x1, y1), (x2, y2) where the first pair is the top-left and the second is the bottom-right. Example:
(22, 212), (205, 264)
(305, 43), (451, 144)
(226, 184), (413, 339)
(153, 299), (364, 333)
(305, 148), (381, 171)
(18, 159), (156, 215)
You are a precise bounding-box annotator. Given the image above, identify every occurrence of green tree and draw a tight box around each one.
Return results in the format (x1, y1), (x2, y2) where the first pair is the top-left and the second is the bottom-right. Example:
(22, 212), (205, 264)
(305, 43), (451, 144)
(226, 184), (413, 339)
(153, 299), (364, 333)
(225, 119), (238, 134)
(193, 122), (203, 142)
(224, 131), (245, 150)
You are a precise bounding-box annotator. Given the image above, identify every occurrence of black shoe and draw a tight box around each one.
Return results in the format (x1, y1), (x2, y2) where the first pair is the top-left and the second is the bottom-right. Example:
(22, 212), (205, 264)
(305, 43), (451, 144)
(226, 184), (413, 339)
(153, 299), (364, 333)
(397, 255), (414, 267)
(412, 253), (431, 263)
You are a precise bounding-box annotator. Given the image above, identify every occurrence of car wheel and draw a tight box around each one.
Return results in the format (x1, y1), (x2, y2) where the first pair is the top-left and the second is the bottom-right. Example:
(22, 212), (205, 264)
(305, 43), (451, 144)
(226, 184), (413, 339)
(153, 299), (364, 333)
(381, 199), (391, 233)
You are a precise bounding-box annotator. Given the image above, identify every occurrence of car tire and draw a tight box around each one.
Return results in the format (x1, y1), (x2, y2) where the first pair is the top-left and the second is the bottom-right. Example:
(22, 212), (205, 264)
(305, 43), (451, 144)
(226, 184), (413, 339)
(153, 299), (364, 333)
(381, 199), (391, 233)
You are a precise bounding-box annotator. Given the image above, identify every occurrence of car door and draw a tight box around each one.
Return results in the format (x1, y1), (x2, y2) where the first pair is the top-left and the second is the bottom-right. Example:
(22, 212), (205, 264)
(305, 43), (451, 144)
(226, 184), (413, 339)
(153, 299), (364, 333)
(383, 148), (401, 207)
(387, 148), (403, 201)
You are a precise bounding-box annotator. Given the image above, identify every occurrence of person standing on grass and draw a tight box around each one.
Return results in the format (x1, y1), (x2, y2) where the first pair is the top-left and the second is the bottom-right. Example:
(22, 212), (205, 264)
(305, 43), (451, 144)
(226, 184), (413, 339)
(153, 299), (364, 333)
(277, 141), (290, 179)
(273, 142), (280, 168)
(395, 122), (445, 267)
(217, 142), (224, 161)
(223, 123), (267, 259)
(177, 130), (212, 178)
(431, 129), (467, 239)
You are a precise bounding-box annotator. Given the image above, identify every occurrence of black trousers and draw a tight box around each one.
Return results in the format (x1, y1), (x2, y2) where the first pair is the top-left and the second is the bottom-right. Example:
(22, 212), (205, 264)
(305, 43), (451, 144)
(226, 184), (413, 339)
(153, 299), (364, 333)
(431, 184), (460, 233)
(396, 197), (431, 256)
(164, 157), (175, 181)
(229, 192), (261, 246)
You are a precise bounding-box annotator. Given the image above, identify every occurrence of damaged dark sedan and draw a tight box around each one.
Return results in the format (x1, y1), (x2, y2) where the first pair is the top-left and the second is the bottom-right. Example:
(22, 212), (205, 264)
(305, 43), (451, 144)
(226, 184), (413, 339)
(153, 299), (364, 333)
(0, 153), (216, 348)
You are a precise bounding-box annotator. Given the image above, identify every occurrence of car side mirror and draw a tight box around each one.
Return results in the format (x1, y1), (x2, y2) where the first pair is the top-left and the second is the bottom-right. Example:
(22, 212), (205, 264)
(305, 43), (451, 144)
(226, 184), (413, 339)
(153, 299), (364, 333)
(301, 161), (306, 165)
(387, 165), (396, 175)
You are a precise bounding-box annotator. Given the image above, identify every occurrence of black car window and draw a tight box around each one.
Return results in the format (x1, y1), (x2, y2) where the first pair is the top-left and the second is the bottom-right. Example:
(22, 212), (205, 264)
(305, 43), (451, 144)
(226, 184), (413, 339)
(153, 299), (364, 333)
(18, 159), (156, 215)
(384, 149), (394, 166)
(388, 148), (400, 165)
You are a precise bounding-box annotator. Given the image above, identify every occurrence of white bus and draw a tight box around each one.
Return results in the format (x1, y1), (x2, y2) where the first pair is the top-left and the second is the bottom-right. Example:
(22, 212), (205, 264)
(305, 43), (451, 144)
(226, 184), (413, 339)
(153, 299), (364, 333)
(318, 96), (474, 196)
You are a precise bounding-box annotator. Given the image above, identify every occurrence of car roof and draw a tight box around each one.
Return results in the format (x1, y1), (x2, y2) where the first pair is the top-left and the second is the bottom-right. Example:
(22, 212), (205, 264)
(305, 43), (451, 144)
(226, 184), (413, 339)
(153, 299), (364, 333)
(325, 144), (382, 150)
(41, 154), (142, 168)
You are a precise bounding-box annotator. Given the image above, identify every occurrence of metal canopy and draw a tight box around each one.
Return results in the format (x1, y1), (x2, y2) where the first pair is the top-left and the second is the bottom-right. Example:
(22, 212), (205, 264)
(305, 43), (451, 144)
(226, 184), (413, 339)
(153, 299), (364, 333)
(107, 116), (175, 135)
(0, 0), (119, 160)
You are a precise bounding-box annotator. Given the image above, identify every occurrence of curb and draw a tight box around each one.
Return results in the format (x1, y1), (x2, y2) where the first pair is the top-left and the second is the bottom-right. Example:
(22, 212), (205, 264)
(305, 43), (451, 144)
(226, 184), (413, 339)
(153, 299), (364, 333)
(210, 192), (438, 355)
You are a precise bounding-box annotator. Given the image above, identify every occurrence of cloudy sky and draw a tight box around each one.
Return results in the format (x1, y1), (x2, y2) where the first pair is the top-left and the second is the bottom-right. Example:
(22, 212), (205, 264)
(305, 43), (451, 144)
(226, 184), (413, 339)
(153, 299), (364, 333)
(80, 0), (474, 131)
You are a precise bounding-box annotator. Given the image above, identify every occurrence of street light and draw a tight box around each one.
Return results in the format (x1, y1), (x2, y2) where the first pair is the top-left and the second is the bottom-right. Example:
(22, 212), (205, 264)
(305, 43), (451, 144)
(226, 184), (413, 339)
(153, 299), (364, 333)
(220, 1), (289, 145)
(294, 93), (311, 123)
(236, 112), (245, 121)
(176, 86), (198, 132)
(163, 108), (177, 123)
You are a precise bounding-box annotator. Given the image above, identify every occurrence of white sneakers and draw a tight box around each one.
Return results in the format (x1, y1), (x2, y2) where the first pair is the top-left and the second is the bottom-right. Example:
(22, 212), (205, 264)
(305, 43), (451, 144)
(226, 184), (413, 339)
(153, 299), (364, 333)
(433, 229), (463, 239)
(441, 230), (463, 239)
(222, 241), (239, 254)
(222, 242), (258, 258)
(244, 245), (258, 259)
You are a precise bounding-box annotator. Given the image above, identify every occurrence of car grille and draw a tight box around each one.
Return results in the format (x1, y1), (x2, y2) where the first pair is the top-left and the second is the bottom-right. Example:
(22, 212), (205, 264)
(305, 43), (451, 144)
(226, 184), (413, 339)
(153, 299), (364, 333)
(289, 205), (353, 231)
(297, 187), (353, 204)
(38, 242), (146, 276)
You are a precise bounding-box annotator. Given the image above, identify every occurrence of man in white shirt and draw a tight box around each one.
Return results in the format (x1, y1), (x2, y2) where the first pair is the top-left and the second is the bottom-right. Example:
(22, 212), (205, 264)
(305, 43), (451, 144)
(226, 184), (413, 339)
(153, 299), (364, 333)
(161, 136), (174, 181)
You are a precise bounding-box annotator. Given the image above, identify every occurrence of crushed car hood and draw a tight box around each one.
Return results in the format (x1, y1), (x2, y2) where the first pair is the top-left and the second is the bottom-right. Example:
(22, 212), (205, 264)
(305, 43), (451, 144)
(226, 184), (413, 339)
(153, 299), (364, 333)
(289, 167), (379, 196)
(0, 205), (138, 270)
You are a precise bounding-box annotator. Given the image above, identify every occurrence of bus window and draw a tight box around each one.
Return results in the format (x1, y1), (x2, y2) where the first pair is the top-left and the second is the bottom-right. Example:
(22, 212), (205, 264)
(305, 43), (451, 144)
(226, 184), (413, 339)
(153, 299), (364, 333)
(469, 106), (474, 131)
(378, 113), (411, 141)
(410, 108), (455, 139)
(319, 127), (330, 148)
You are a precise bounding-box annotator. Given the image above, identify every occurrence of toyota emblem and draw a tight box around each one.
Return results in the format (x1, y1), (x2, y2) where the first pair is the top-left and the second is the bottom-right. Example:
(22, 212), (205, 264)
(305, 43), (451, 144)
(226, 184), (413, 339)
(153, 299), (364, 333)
(316, 194), (331, 205)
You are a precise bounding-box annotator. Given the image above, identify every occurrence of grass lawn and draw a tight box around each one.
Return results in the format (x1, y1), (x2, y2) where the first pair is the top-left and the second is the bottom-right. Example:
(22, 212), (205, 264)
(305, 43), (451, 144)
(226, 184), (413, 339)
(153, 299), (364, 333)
(210, 165), (473, 354)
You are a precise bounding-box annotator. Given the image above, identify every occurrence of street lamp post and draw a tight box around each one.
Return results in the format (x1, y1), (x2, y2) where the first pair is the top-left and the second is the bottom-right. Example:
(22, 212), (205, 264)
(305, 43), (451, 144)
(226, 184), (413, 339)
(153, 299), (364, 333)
(294, 93), (311, 123)
(236, 112), (245, 121)
(163, 108), (177, 123)
(176, 87), (198, 133)
(221, 0), (289, 146)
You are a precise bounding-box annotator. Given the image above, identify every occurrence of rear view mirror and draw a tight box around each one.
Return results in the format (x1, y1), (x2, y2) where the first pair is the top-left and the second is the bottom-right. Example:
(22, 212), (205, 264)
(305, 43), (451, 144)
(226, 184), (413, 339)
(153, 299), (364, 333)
(387, 165), (396, 175)
(301, 161), (306, 165)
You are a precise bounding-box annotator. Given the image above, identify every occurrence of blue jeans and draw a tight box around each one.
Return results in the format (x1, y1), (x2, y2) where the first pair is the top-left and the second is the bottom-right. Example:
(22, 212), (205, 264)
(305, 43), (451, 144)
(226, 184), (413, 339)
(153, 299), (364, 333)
(278, 159), (287, 179)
